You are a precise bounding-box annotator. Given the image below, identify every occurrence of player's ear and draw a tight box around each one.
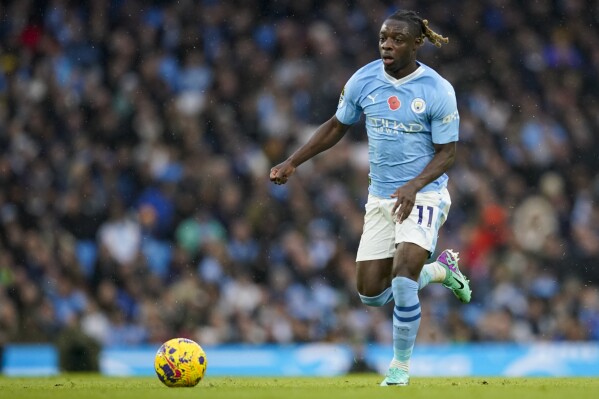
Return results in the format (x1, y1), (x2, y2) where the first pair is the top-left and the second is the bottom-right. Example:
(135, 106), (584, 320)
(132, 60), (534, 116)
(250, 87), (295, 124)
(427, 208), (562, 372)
(415, 36), (424, 47)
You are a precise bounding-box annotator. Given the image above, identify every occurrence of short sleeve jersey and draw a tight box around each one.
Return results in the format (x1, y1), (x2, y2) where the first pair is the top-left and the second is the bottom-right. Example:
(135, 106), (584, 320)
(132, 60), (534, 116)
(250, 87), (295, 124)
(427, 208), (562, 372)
(335, 60), (459, 198)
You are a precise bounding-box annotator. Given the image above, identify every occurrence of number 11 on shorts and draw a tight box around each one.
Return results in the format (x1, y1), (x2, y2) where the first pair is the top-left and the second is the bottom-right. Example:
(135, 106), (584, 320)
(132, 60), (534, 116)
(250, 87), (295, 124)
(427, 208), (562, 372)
(416, 205), (433, 227)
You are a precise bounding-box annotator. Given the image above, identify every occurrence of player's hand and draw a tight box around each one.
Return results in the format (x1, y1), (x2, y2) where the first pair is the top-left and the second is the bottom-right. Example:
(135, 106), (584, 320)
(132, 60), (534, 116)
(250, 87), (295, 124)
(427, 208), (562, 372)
(269, 161), (296, 185)
(391, 184), (418, 224)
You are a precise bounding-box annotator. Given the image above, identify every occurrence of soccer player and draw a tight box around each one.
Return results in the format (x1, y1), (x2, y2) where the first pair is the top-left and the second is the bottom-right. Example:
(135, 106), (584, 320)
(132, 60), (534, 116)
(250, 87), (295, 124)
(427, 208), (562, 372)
(269, 10), (471, 386)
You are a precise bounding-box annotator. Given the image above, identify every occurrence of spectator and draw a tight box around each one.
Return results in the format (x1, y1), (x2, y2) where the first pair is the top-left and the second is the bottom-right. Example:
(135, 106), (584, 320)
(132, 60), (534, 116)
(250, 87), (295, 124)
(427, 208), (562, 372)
(0, 0), (597, 347)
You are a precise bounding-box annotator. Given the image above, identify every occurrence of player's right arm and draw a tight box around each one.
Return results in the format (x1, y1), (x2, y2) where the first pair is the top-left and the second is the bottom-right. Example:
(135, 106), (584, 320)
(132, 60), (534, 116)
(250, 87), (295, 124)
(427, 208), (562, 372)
(269, 116), (350, 185)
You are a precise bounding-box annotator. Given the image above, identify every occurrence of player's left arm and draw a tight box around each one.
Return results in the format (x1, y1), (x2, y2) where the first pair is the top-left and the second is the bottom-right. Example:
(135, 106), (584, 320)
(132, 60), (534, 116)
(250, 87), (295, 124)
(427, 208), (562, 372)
(391, 142), (456, 223)
(392, 80), (459, 223)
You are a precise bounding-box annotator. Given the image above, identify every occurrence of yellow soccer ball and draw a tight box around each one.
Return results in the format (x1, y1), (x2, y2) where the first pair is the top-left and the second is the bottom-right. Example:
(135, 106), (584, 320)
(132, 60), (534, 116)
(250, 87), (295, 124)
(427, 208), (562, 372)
(154, 338), (208, 387)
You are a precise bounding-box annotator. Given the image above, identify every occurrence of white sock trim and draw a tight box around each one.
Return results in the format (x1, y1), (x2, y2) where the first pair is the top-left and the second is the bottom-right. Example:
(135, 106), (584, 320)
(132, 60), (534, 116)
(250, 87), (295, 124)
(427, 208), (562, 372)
(390, 358), (409, 372)
(424, 262), (447, 283)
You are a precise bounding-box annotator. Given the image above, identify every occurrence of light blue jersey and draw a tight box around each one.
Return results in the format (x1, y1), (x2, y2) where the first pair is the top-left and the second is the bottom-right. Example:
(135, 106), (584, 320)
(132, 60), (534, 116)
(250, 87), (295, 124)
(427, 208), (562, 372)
(336, 60), (459, 198)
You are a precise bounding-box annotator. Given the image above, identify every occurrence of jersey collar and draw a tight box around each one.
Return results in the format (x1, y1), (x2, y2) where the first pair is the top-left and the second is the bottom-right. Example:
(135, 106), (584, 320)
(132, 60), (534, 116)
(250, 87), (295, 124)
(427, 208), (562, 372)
(382, 62), (425, 86)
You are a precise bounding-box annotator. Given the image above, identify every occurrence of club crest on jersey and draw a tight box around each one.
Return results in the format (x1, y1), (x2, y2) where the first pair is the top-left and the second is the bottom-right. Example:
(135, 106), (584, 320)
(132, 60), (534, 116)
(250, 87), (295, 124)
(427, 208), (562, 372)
(411, 98), (426, 114)
(387, 96), (401, 111)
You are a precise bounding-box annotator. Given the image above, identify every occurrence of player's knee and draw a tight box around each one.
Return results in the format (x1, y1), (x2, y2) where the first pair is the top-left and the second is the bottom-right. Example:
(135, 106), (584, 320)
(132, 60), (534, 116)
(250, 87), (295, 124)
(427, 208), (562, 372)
(392, 268), (420, 281)
(392, 243), (429, 280)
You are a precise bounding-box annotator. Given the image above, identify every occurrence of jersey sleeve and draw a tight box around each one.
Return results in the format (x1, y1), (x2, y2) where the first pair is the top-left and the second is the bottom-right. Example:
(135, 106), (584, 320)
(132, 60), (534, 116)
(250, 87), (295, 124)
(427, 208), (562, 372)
(429, 80), (459, 144)
(335, 74), (362, 125)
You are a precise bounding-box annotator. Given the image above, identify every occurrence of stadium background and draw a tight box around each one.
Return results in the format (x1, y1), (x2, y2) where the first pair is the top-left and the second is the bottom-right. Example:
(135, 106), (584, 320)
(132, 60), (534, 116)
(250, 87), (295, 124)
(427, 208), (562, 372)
(0, 0), (598, 375)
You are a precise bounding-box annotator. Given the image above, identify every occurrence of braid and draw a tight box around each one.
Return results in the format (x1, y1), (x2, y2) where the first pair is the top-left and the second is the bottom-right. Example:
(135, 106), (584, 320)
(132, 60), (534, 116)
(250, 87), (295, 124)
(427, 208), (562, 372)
(388, 10), (449, 48)
(421, 19), (449, 48)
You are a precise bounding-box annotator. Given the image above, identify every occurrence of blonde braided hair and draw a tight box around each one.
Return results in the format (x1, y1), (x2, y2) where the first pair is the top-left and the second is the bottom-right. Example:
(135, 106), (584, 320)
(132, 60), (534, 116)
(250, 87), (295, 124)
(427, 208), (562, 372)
(421, 19), (449, 48)
(388, 10), (449, 48)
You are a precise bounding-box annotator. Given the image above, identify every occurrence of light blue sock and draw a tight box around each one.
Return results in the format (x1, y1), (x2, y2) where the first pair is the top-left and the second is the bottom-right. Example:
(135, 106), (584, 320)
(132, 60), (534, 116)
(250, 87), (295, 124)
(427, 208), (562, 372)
(359, 287), (393, 307)
(418, 262), (447, 290)
(391, 277), (421, 371)
(417, 268), (433, 290)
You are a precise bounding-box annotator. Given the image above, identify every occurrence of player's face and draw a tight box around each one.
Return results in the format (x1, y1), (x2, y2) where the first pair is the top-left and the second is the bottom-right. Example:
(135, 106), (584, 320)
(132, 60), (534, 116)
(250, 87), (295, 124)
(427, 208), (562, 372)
(379, 19), (421, 78)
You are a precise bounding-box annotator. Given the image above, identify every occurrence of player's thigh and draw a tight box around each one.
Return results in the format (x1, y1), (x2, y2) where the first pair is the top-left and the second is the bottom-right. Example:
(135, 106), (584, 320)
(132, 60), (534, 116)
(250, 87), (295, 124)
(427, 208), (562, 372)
(356, 194), (396, 262)
(356, 258), (393, 296)
(392, 242), (430, 280)
(355, 194), (396, 296)
(395, 187), (452, 256)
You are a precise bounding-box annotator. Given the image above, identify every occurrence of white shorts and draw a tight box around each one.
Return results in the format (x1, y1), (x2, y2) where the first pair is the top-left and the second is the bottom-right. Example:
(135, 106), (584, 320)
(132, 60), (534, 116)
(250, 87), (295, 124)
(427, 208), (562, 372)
(355, 187), (451, 261)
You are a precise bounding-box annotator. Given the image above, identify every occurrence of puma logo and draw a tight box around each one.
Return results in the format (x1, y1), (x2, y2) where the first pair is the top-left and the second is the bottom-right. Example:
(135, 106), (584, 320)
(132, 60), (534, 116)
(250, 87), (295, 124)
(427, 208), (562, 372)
(367, 94), (379, 103)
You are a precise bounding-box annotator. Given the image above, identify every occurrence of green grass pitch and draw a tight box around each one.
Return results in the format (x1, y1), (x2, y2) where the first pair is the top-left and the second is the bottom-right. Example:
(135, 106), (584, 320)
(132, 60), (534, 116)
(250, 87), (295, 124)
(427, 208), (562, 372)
(1, 374), (598, 399)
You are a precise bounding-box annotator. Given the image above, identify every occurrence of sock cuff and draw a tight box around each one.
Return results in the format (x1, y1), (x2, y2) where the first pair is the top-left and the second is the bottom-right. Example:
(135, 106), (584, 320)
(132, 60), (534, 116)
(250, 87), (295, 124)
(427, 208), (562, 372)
(391, 276), (419, 291)
(392, 276), (420, 307)
(359, 287), (393, 307)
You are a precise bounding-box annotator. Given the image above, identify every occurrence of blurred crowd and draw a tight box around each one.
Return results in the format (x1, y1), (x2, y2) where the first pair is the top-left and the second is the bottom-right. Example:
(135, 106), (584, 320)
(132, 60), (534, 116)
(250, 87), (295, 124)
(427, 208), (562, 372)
(1, 0), (599, 356)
